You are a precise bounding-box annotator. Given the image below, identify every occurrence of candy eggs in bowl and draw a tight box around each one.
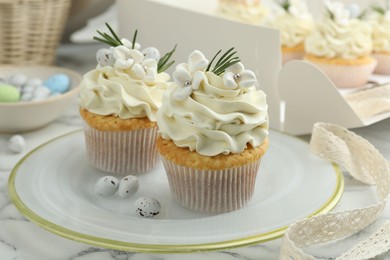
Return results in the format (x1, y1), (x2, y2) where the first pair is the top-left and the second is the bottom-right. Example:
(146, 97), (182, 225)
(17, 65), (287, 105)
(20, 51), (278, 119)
(0, 66), (82, 133)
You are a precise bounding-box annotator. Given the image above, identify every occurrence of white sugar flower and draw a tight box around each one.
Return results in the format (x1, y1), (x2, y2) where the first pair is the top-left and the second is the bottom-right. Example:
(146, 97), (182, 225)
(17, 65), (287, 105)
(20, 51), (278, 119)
(172, 70), (204, 100)
(345, 3), (360, 19)
(289, 0), (311, 20)
(142, 47), (160, 61)
(324, 0), (350, 25)
(113, 46), (144, 69)
(131, 58), (158, 83)
(172, 50), (208, 100)
(121, 38), (141, 50)
(223, 62), (257, 89)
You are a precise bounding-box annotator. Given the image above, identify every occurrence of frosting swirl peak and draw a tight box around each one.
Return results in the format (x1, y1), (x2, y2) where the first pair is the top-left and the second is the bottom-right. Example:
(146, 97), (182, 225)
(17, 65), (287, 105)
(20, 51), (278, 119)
(157, 50), (268, 156)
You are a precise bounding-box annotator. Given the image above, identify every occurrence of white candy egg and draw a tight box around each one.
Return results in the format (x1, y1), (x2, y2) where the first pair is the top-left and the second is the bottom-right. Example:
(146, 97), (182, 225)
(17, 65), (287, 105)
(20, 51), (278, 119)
(96, 48), (115, 67)
(117, 175), (139, 198)
(22, 85), (36, 94)
(135, 197), (161, 218)
(26, 78), (43, 87)
(8, 73), (27, 88)
(8, 135), (26, 153)
(33, 86), (51, 99)
(95, 176), (119, 197)
(142, 47), (160, 61)
(20, 92), (33, 101)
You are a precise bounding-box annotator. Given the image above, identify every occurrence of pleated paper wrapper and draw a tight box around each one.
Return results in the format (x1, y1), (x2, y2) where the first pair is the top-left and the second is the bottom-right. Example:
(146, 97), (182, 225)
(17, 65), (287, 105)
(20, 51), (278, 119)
(83, 123), (159, 175)
(161, 158), (262, 214)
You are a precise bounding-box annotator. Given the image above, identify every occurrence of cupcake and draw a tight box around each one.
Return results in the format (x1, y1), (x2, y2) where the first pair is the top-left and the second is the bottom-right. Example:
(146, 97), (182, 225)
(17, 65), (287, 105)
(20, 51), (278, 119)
(368, 4), (390, 75)
(304, 1), (377, 88)
(217, 0), (269, 25)
(267, 0), (314, 64)
(156, 48), (269, 214)
(79, 23), (176, 175)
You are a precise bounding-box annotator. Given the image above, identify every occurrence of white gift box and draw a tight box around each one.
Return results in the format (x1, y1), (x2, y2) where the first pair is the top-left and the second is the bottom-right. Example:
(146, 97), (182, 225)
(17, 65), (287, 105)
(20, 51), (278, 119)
(117, 0), (390, 135)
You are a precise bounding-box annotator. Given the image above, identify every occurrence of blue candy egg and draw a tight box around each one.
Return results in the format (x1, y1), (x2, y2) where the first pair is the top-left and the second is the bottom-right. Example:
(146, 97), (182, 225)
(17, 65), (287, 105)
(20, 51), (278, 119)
(44, 73), (70, 93)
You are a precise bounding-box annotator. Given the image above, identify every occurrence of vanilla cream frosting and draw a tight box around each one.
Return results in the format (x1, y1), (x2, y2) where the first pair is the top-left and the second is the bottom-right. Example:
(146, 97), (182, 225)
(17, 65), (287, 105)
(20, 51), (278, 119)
(218, 0), (268, 24)
(157, 72), (269, 156)
(269, 13), (313, 48)
(305, 18), (373, 60)
(371, 19), (390, 53)
(80, 66), (169, 121)
(267, 0), (313, 48)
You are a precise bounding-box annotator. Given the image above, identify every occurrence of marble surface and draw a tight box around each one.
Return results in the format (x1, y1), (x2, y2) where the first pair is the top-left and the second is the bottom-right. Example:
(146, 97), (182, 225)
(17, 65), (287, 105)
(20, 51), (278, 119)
(0, 43), (389, 259)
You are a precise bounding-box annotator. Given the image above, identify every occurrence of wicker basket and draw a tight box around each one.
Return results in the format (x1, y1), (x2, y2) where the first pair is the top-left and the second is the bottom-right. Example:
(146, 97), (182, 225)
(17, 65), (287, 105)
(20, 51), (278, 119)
(0, 0), (71, 65)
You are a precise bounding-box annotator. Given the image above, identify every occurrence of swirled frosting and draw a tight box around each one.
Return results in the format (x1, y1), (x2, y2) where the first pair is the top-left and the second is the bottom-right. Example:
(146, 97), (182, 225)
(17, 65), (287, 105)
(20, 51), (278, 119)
(80, 66), (169, 121)
(371, 19), (390, 53)
(218, 0), (268, 24)
(269, 13), (313, 48)
(157, 72), (269, 156)
(305, 18), (373, 60)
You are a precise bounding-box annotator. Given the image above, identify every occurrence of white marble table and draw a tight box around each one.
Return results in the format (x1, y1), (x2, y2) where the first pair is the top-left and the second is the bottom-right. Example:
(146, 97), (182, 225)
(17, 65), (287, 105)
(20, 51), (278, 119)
(0, 43), (389, 260)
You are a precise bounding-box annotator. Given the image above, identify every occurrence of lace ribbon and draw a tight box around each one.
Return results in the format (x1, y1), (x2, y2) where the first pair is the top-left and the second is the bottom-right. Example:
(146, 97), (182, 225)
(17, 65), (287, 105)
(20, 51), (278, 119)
(345, 84), (390, 118)
(279, 122), (390, 259)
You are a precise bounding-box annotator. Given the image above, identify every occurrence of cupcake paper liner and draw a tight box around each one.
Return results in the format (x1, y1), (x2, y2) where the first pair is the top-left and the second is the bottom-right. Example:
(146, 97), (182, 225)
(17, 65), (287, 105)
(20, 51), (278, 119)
(307, 59), (377, 88)
(161, 158), (262, 214)
(372, 53), (390, 75)
(282, 50), (304, 64)
(83, 123), (159, 175)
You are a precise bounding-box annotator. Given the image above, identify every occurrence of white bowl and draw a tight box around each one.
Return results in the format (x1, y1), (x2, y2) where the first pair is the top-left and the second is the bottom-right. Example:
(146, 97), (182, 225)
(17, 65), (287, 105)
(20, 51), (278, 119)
(0, 66), (82, 133)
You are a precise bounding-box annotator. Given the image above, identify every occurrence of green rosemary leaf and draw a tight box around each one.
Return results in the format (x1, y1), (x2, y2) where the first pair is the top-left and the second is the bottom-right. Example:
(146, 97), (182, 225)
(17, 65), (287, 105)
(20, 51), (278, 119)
(206, 49), (222, 72)
(93, 23), (123, 47)
(93, 36), (116, 47)
(280, 0), (290, 12)
(213, 58), (240, 75)
(157, 44), (177, 73)
(207, 47), (240, 75)
(326, 8), (335, 20)
(105, 22), (122, 44)
(215, 47), (235, 67)
(132, 30), (138, 49)
(371, 4), (386, 15)
(158, 60), (175, 73)
(213, 51), (237, 71)
(357, 9), (367, 19)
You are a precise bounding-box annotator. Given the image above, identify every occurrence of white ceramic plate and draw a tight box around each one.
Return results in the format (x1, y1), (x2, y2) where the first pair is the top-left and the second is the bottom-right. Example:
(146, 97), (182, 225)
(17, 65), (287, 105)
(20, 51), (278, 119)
(8, 130), (343, 253)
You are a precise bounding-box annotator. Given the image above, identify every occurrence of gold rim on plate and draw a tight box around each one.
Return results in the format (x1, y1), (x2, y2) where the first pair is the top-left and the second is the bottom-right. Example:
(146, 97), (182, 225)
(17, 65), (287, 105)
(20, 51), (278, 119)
(8, 130), (344, 254)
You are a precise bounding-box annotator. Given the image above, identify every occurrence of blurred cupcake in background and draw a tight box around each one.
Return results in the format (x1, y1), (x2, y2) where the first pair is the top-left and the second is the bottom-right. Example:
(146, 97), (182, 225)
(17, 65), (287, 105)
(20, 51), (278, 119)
(367, 3), (390, 75)
(217, 0), (269, 25)
(267, 0), (314, 64)
(304, 1), (376, 88)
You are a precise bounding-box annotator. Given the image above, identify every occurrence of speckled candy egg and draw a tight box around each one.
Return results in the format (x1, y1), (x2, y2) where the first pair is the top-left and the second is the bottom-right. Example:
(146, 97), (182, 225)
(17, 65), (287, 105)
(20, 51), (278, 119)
(135, 197), (161, 218)
(0, 84), (20, 102)
(96, 48), (115, 67)
(44, 73), (70, 93)
(117, 175), (139, 198)
(95, 176), (119, 197)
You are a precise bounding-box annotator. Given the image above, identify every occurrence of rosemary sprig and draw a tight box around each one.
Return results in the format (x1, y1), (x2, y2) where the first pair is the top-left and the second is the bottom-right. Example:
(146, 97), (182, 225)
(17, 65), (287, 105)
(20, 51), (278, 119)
(279, 0), (290, 12)
(93, 23), (123, 47)
(357, 8), (367, 19)
(157, 44), (177, 73)
(326, 8), (335, 20)
(206, 48), (240, 76)
(371, 3), (386, 15)
(132, 30), (138, 49)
